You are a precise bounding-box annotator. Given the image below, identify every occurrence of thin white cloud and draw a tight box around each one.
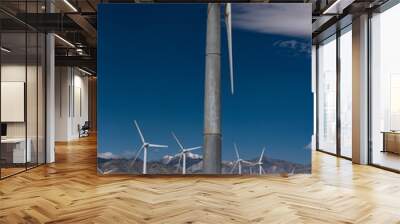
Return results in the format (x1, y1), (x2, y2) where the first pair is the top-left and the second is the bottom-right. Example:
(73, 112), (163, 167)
(98, 149), (140, 160)
(273, 40), (311, 54)
(98, 152), (121, 159)
(232, 4), (311, 38)
(121, 150), (136, 159)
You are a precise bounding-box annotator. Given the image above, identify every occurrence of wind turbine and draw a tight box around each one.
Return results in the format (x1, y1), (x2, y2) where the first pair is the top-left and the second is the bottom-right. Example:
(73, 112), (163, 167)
(132, 120), (168, 174)
(231, 143), (252, 175)
(172, 132), (202, 174)
(290, 167), (296, 175)
(254, 147), (266, 175)
(203, 3), (235, 174)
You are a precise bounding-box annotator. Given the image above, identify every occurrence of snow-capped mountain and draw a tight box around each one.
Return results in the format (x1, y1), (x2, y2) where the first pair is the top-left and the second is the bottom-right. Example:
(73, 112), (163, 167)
(162, 152), (203, 165)
(98, 154), (311, 175)
(186, 152), (202, 159)
(161, 155), (174, 165)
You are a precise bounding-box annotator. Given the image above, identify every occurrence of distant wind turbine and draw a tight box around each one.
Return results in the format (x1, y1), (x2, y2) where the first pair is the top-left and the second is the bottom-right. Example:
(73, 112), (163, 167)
(231, 143), (252, 175)
(172, 132), (202, 175)
(132, 120), (168, 174)
(290, 167), (296, 175)
(255, 147), (266, 175)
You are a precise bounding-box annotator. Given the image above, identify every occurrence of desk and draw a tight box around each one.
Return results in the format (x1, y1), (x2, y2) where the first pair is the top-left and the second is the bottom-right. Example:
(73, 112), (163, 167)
(1, 138), (31, 163)
(382, 131), (400, 154)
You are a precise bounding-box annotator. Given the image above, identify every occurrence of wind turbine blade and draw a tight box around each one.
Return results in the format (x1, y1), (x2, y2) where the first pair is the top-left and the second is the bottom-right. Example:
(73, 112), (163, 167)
(185, 146), (202, 152)
(234, 143), (240, 160)
(134, 120), (145, 144)
(231, 161), (238, 174)
(262, 166), (266, 174)
(131, 144), (145, 167)
(148, 144), (168, 148)
(171, 132), (184, 150)
(225, 3), (234, 94)
(259, 147), (265, 162)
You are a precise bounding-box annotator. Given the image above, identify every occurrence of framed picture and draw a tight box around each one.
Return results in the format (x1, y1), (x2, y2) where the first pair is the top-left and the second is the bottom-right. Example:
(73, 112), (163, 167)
(98, 3), (312, 175)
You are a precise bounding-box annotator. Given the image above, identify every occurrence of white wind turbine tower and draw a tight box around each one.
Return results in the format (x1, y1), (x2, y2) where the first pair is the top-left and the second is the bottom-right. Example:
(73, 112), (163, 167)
(231, 143), (252, 175)
(254, 147), (266, 175)
(132, 120), (168, 174)
(172, 132), (202, 175)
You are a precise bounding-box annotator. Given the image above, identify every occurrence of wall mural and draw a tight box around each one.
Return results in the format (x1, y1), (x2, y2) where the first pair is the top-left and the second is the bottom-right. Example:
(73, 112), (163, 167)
(97, 3), (312, 175)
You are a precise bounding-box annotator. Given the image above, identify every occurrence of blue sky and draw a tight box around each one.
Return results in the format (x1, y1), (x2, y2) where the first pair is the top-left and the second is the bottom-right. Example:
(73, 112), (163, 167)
(98, 3), (312, 164)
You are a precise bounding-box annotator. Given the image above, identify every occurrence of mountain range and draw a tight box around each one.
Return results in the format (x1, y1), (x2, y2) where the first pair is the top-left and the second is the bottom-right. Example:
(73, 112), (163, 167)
(98, 152), (311, 175)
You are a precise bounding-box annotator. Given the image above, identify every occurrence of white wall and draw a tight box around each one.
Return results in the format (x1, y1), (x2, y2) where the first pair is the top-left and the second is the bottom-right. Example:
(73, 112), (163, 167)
(55, 67), (89, 141)
(1, 65), (25, 129)
(72, 73), (89, 138)
(1, 65), (39, 138)
(55, 66), (69, 141)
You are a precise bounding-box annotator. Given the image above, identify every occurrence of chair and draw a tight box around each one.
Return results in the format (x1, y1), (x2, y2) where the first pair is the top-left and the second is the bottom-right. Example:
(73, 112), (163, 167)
(78, 121), (90, 138)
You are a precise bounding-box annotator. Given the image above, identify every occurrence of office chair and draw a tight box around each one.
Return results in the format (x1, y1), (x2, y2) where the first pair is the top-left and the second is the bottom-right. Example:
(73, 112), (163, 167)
(78, 121), (90, 138)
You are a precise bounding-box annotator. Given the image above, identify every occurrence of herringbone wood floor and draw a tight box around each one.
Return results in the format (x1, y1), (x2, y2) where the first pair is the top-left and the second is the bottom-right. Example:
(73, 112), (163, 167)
(1, 135), (400, 224)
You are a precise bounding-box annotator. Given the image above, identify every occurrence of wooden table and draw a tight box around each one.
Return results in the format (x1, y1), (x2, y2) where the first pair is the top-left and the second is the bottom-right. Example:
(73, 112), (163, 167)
(382, 131), (400, 154)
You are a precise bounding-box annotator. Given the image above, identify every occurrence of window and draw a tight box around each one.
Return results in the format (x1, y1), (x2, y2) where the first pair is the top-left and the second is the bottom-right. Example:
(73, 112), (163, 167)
(370, 3), (400, 171)
(0, 2), (46, 179)
(339, 27), (352, 158)
(317, 35), (337, 154)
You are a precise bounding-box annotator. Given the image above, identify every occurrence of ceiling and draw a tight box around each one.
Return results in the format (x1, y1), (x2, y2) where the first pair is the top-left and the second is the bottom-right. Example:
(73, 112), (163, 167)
(0, 0), (390, 74)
